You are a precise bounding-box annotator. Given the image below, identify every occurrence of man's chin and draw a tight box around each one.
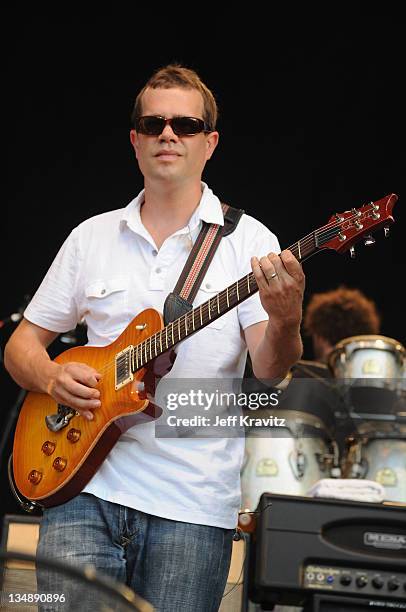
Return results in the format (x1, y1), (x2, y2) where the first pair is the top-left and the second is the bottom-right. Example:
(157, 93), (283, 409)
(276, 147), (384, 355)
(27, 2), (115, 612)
(152, 168), (182, 182)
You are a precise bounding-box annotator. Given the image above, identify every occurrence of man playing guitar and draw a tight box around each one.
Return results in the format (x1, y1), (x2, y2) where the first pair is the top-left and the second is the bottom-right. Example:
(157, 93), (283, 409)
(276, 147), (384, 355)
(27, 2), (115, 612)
(4, 64), (305, 611)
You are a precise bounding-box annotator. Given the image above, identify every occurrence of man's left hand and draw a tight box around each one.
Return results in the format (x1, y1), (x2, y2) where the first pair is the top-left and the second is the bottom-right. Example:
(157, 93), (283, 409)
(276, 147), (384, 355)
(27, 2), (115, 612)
(251, 249), (305, 329)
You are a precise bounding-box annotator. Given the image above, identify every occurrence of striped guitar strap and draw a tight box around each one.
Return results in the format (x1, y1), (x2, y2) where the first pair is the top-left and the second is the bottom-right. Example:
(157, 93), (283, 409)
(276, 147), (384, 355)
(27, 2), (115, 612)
(163, 203), (244, 325)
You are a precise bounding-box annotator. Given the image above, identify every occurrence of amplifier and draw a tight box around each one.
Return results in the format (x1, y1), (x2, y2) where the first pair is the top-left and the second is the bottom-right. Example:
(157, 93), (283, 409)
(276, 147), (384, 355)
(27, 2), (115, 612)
(249, 493), (406, 608)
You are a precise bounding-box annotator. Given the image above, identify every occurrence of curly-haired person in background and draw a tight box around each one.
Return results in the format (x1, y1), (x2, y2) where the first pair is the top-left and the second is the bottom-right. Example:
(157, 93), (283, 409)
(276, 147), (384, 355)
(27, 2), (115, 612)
(303, 286), (381, 363)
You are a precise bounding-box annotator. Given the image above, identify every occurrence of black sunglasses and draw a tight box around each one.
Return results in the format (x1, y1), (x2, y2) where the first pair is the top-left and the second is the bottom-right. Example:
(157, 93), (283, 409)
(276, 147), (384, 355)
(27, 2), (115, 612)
(135, 115), (213, 136)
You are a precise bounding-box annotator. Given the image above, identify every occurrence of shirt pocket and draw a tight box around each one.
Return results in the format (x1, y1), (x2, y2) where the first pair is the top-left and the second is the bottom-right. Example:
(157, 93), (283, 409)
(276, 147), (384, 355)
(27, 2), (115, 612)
(84, 277), (129, 329)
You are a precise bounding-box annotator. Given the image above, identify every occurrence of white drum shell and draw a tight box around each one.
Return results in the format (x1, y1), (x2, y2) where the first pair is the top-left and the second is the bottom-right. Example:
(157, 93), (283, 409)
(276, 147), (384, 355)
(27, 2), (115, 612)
(359, 438), (406, 503)
(328, 335), (405, 390)
(241, 426), (330, 512)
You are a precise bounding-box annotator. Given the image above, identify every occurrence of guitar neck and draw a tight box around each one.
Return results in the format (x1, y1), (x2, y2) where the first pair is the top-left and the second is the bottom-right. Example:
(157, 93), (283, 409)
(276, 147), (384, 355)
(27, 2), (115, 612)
(131, 223), (339, 371)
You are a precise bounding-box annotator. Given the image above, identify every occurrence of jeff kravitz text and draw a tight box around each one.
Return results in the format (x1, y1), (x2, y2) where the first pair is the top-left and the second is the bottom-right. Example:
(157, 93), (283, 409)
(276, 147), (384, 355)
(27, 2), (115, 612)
(166, 414), (286, 427)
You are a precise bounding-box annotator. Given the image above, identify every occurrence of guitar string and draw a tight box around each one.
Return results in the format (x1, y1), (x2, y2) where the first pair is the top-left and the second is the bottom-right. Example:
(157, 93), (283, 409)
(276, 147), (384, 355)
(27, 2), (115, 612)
(87, 207), (381, 380)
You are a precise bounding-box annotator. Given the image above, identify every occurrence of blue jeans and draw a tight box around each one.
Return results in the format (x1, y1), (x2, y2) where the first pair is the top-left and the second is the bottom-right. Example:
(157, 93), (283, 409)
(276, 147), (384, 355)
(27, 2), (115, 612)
(36, 493), (233, 611)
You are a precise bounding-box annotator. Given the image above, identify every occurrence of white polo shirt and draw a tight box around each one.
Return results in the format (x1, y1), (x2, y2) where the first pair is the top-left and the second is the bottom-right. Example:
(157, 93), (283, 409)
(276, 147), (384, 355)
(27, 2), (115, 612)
(24, 183), (280, 528)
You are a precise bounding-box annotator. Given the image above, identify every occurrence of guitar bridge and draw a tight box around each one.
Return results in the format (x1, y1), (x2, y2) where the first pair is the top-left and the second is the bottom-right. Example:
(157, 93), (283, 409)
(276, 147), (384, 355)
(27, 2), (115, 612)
(115, 345), (134, 390)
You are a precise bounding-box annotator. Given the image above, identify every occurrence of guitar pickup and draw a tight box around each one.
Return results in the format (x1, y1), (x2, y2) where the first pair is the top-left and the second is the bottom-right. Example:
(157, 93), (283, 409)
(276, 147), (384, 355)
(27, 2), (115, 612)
(115, 345), (134, 390)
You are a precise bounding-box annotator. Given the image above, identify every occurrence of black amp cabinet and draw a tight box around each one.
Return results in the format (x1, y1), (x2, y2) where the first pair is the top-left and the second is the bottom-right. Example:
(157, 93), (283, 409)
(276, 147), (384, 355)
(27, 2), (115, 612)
(249, 493), (406, 609)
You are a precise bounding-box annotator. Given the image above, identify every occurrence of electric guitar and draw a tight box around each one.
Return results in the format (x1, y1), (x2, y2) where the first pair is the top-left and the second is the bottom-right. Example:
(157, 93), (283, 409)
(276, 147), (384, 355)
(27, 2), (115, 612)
(11, 194), (398, 509)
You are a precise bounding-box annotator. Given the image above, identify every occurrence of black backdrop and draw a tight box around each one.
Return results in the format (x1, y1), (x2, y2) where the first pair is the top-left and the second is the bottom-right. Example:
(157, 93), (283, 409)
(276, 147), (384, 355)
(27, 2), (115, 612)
(2, 7), (404, 516)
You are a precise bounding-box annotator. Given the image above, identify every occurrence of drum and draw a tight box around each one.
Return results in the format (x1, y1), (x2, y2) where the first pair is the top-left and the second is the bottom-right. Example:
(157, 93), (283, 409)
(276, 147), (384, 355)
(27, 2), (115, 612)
(342, 436), (406, 503)
(328, 334), (405, 395)
(240, 360), (340, 511)
(240, 410), (335, 512)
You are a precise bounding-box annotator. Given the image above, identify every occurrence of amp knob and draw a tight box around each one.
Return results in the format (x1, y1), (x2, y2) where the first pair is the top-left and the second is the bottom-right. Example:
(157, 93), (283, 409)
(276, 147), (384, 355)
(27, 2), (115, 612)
(372, 575), (384, 589)
(356, 575), (368, 588)
(387, 577), (400, 591)
(340, 574), (352, 586)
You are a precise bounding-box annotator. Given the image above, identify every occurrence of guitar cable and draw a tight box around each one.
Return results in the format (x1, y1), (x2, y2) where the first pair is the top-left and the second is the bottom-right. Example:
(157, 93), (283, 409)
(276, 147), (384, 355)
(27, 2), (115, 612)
(221, 503), (272, 601)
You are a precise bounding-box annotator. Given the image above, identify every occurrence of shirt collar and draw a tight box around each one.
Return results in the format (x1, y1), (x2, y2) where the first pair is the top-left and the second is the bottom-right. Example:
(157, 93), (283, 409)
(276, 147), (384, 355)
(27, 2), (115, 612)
(120, 182), (224, 238)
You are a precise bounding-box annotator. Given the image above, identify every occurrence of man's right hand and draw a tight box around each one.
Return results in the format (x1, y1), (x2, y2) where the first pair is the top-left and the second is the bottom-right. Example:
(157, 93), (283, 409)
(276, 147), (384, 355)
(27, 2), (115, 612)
(4, 319), (101, 421)
(47, 362), (102, 420)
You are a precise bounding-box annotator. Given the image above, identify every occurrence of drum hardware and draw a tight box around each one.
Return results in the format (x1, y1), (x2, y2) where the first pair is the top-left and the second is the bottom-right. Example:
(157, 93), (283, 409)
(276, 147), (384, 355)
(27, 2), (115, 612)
(342, 437), (367, 479)
(347, 411), (398, 422)
(289, 446), (306, 479)
(292, 361), (332, 383)
(315, 440), (342, 478)
(288, 440), (341, 482)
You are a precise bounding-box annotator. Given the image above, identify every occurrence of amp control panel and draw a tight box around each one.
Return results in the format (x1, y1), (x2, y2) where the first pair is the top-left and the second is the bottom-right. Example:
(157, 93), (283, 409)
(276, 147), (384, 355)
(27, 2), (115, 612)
(303, 564), (406, 598)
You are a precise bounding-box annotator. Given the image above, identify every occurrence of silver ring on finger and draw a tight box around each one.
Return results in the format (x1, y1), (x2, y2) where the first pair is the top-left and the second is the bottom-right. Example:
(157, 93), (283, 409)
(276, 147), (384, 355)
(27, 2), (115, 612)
(266, 271), (279, 281)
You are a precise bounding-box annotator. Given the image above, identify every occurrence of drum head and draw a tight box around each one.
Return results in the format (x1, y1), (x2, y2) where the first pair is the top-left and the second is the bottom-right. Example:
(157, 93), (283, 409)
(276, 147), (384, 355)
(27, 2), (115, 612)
(0, 551), (153, 611)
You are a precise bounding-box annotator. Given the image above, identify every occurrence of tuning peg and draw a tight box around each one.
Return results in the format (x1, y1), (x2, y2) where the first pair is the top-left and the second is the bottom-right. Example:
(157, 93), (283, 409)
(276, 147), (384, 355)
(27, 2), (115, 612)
(364, 235), (375, 246)
(350, 246), (356, 258)
(384, 226), (390, 238)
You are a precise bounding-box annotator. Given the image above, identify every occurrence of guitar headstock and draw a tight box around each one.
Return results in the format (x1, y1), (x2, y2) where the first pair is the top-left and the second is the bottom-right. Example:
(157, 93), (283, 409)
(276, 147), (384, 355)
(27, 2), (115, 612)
(317, 193), (398, 255)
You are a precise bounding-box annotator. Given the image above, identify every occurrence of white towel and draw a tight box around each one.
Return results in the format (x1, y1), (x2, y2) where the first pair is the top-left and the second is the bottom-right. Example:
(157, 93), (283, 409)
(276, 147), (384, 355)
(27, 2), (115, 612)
(307, 478), (386, 503)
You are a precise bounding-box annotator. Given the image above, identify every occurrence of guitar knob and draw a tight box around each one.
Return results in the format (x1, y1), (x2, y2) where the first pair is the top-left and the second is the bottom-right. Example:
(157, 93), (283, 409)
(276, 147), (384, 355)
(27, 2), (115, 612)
(350, 246), (356, 258)
(42, 441), (56, 455)
(384, 226), (390, 238)
(52, 457), (67, 472)
(28, 470), (42, 485)
(67, 428), (81, 443)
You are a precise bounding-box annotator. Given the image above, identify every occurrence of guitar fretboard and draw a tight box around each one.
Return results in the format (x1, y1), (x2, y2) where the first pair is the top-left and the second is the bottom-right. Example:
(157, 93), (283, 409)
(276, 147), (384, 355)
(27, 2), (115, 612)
(130, 221), (341, 372)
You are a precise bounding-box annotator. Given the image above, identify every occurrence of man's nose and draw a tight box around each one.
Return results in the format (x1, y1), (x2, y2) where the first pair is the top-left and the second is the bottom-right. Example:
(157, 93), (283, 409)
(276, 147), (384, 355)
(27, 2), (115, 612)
(158, 123), (178, 141)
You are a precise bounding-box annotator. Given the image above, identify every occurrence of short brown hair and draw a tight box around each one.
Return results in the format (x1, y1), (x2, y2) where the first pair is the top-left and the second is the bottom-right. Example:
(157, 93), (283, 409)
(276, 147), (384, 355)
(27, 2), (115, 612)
(304, 286), (381, 346)
(131, 63), (218, 130)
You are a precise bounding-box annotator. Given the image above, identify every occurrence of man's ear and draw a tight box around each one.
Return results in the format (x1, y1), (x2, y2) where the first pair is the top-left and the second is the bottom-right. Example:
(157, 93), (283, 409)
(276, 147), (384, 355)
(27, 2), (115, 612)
(130, 129), (139, 156)
(205, 131), (219, 160)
